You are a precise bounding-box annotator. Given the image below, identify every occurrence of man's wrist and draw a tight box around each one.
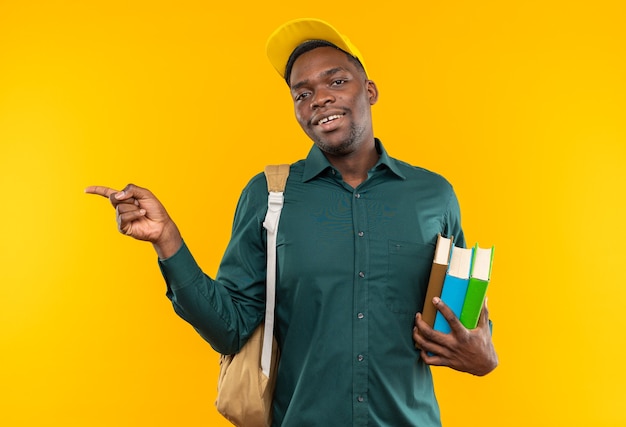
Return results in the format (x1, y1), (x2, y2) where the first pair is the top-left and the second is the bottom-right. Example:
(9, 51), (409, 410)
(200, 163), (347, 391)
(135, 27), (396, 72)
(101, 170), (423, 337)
(152, 221), (183, 260)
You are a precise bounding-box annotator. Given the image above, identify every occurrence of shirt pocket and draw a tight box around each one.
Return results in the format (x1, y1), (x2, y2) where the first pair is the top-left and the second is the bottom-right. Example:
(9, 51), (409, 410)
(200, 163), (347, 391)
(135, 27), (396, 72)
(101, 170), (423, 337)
(385, 240), (435, 316)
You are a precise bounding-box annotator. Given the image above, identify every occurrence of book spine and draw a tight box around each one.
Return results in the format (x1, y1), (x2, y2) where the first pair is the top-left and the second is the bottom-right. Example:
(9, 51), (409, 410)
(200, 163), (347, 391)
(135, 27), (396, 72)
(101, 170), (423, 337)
(422, 263), (448, 328)
(459, 277), (489, 329)
(433, 275), (470, 334)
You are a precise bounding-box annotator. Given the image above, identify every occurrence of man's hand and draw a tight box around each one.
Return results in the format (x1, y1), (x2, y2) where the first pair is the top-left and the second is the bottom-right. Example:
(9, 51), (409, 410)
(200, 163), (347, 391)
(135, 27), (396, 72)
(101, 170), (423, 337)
(85, 184), (183, 259)
(413, 297), (498, 376)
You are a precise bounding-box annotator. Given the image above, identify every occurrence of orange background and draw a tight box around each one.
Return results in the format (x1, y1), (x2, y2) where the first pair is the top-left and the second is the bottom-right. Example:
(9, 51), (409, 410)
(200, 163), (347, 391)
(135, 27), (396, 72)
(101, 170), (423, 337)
(1, 1), (625, 426)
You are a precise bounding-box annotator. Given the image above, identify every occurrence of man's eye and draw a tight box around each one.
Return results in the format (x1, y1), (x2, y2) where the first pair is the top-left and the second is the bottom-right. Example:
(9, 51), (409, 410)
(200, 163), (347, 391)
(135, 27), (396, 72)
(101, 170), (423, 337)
(332, 79), (346, 86)
(295, 92), (309, 101)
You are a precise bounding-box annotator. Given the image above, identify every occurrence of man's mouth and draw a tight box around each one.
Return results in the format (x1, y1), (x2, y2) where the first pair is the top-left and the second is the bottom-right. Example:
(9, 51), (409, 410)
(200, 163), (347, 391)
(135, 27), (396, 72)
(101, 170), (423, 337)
(317, 114), (344, 126)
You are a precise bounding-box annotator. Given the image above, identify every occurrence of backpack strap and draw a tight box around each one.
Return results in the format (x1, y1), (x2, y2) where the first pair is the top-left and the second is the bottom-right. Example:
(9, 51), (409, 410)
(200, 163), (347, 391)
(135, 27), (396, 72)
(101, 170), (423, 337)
(261, 164), (290, 376)
(264, 164), (290, 193)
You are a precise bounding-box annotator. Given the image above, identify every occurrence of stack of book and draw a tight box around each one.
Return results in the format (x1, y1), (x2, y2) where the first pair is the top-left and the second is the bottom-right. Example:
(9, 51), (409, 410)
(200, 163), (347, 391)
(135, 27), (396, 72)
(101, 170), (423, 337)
(422, 234), (495, 333)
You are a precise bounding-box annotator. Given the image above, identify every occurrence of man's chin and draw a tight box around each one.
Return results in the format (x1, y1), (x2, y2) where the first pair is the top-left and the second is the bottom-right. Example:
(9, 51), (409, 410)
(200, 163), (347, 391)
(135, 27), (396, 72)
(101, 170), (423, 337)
(314, 138), (355, 156)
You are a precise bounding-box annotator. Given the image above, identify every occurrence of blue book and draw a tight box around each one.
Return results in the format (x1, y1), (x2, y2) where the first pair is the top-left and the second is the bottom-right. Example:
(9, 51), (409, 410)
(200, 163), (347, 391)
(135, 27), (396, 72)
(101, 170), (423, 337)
(433, 245), (474, 334)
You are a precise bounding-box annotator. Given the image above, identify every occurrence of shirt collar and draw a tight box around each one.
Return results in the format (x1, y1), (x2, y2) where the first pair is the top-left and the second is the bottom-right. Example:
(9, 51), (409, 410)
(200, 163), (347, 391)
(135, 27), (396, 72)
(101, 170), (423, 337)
(302, 138), (406, 182)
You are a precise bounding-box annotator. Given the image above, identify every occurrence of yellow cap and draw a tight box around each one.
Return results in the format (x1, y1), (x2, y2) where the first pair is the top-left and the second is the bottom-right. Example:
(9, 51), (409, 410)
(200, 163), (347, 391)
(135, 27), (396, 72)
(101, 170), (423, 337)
(266, 18), (367, 79)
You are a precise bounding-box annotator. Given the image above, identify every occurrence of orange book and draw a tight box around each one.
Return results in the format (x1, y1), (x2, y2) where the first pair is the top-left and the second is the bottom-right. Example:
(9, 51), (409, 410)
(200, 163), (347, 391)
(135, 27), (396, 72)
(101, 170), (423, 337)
(422, 234), (453, 328)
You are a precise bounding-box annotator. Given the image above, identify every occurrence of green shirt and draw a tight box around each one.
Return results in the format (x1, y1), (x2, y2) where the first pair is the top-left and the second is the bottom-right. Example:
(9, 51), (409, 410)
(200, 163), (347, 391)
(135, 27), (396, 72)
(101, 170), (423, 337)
(160, 139), (465, 426)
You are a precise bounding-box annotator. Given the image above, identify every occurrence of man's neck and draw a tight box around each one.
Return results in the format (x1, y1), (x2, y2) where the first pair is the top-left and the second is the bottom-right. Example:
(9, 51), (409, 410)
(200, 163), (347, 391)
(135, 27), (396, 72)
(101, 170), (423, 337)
(325, 139), (380, 188)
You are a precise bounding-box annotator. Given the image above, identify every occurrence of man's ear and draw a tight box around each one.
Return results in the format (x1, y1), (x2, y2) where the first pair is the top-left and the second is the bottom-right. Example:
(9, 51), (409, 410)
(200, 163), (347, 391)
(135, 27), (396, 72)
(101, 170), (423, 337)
(366, 80), (379, 105)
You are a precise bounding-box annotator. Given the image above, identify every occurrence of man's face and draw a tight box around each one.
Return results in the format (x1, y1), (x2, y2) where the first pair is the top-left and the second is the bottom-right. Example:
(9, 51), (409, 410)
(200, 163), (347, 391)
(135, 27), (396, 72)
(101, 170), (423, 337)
(288, 47), (378, 157)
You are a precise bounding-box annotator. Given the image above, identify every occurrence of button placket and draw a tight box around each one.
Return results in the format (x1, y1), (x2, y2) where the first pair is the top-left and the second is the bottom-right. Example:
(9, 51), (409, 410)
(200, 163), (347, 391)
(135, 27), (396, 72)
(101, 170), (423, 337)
(352, 187), (368, 420)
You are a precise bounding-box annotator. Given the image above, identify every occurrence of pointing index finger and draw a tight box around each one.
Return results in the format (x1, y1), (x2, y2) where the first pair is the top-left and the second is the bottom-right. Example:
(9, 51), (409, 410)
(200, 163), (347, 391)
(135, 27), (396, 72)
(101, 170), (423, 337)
(84, 185), (119, 198)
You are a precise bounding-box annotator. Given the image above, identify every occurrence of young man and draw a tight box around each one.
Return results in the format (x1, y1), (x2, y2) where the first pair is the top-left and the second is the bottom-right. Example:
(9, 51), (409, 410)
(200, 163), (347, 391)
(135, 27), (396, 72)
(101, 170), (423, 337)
(87, 18), (497, 426)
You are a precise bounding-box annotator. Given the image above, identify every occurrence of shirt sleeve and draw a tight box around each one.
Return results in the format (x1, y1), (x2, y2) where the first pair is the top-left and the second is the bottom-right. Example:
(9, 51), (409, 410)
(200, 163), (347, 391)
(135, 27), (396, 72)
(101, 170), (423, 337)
(158, 174), (268, 355)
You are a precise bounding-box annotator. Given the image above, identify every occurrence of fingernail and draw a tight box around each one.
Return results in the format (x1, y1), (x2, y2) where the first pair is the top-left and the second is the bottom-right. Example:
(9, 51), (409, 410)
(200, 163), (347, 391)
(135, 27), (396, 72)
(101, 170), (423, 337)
(433, 297), (441, 305)
(114, 191), (124, 199)
(139, 209), (146, 215)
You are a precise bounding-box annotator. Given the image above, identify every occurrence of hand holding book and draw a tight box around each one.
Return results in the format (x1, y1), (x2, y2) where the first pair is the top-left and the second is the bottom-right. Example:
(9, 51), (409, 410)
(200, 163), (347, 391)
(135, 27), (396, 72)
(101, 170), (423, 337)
(423, 234), (495, 333)
(415, 235), (497, 374)
(414, 296), (498, 376)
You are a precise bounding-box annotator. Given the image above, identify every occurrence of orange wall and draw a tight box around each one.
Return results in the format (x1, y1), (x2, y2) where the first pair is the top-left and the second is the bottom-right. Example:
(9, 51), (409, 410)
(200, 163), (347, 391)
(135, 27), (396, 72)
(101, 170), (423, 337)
(1, 1), (625, 426)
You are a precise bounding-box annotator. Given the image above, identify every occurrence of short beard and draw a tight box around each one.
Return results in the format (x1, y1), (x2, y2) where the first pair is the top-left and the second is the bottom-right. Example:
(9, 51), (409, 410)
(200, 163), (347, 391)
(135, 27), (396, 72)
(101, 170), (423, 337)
(313, 122), (365, 156)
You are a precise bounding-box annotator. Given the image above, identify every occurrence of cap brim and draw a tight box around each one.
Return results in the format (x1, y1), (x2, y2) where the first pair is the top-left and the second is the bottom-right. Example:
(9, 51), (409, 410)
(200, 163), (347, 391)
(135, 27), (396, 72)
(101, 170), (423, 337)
(266, 18), (366, 79)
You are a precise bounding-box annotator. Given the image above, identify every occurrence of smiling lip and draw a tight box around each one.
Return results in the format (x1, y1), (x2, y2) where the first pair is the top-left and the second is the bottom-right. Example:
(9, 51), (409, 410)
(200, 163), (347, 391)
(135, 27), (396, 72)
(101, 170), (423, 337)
(311, 111), (346, 127)
(317, 114), (344, 125)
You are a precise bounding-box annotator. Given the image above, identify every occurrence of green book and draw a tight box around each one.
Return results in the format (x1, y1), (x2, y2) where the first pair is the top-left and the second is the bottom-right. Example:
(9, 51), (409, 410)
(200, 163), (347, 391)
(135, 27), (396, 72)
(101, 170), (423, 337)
(459, 244), (494, 329)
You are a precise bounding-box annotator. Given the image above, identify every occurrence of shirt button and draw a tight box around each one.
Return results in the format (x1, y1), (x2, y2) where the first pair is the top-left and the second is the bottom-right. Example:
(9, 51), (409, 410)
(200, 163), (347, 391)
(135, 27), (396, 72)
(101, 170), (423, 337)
(358, 271), (365, 278)
(357, 312), (364, 319)
(355, 193), (361, 199)
(357, 231), (364, 237)
(357, 354), (364, 362)
(357, 396), (364, 402)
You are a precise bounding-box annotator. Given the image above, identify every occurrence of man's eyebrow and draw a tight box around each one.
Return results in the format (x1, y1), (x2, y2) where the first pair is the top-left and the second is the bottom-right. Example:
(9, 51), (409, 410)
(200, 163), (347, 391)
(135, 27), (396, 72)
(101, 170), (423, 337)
(320, 67), (347, 79)
(290, 79), (309, 92)
(290, 67), (349, 92)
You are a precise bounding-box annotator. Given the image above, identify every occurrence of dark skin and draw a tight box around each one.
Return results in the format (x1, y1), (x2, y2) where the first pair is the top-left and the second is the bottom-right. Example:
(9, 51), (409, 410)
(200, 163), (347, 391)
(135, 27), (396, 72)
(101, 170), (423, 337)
(414, 298), (498, 376)
(86, 45), (497, 376)
(289, 47), (379, 188)
(84, 184), (182, 259)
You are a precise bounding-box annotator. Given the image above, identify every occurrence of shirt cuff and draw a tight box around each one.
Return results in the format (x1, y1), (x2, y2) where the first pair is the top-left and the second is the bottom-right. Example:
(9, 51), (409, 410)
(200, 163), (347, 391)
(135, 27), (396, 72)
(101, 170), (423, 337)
(158, 241), (203, 291)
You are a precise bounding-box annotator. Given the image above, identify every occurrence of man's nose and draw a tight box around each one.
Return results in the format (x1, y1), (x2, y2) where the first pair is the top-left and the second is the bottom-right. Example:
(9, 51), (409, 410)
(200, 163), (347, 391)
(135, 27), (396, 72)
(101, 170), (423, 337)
(311, 89), (335, 109)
